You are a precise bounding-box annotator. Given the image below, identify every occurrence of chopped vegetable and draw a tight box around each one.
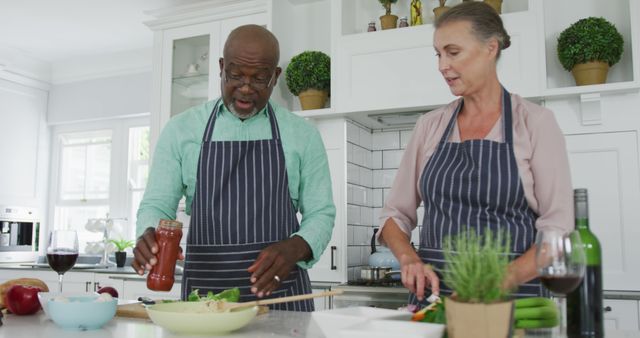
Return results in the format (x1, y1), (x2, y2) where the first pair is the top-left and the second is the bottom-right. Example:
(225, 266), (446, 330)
(411, 298), (446, 324)
(187, 288), (240, 302)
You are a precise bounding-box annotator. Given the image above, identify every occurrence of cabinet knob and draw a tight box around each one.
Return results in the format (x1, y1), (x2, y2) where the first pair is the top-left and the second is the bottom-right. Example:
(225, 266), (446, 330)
(604, 306), (612, 312)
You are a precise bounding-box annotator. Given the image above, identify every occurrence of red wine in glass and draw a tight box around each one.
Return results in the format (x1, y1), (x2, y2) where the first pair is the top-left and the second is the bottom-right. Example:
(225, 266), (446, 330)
(47, 251), (79, 274)
(540, 275), (583, 294)
(47, 230), (79, 293)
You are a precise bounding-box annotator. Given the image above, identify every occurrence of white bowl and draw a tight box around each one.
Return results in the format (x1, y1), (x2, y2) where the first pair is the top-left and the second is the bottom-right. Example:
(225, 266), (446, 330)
(312, 306), (412, 338)
(340, 319), (446, 338)
(37, 292), (97, 319)
(48, 295), (117, 330)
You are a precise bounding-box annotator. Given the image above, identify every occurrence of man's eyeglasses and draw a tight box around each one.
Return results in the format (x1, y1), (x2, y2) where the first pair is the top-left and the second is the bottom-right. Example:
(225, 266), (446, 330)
(223, 70), (275, 91)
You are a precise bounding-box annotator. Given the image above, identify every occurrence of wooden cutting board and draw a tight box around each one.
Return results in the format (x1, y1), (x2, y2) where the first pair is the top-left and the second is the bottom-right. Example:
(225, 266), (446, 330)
(115, 302), (270, 319)
(116, 302), (148, 319)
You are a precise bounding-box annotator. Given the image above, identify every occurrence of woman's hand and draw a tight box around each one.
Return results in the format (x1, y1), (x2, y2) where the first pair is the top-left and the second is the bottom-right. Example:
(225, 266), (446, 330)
(400, 254), (440, 301)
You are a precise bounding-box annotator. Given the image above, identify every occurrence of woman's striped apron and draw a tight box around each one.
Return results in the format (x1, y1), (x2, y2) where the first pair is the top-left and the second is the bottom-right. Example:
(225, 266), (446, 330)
(182, 100), (314, 311)
(410, 88), (542, 306)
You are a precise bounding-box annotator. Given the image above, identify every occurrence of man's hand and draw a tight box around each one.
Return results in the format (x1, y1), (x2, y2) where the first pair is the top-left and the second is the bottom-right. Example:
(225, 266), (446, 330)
(247, 236), (311, 298)
(131, 226), (184, 275)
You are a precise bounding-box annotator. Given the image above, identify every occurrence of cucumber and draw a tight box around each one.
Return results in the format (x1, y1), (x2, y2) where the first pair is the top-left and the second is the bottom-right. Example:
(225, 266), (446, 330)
(514, 297), (555, 309)
(514, 305), (558, 320)
(515, 317), (558, 329)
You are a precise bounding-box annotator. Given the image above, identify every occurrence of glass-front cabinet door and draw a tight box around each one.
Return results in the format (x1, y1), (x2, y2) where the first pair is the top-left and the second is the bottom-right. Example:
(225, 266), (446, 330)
(159, 22), (221, 128)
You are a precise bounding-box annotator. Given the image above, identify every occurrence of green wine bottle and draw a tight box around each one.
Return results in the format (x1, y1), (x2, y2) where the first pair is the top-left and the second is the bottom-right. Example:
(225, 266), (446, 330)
(567, 188), (603, 338)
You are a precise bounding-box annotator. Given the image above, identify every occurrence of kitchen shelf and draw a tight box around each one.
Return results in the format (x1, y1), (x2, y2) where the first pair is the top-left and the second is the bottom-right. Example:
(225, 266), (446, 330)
(172, 73), (209, 87)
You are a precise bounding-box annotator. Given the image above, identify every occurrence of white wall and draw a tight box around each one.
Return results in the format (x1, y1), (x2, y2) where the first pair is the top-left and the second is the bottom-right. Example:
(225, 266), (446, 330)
(47, 72), (152, 124)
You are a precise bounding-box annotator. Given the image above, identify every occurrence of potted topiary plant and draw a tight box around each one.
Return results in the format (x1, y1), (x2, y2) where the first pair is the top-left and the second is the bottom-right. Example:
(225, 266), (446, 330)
(285, 51), (330, 110)
(109, 238), (134, 268)
(442, 229), (514, 338)
(379, 0), (399, 29)
(557, 17), (624, 86)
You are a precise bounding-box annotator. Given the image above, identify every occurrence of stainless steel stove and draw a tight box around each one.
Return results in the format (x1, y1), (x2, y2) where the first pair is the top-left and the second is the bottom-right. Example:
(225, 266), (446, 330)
(332, 281), (410, 309)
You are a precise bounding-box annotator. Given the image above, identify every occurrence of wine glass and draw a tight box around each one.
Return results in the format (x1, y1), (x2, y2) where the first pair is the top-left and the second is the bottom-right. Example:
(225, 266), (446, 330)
(535, 228), (586, 335)
(47, 230), (79, 293)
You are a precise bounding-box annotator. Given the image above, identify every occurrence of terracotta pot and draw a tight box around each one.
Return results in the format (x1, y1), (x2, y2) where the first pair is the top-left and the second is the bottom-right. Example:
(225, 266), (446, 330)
(298, 89), (328, 110)
(445, 297), (514, 338)
(484, 0), (503, 14)
(379, 14), (398, 30)
(433, 6), (450, 21)
(571, 61), (610, 86)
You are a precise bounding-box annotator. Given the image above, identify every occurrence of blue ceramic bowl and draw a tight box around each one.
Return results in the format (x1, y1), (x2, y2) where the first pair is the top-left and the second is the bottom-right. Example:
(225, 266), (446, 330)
(48, 295), (117, 330)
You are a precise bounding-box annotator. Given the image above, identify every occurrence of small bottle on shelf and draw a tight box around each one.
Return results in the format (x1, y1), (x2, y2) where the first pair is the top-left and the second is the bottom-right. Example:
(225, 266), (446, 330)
(367, 21), (377, 32)
(399, 17), (409, 28)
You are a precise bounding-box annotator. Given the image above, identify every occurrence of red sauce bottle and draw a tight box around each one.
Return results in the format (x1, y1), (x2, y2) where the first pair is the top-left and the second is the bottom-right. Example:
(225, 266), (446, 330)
(147, 219), (183, 291)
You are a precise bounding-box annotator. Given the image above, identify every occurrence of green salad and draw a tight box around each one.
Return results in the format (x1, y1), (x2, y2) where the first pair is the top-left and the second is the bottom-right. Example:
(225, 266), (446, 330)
(186, 288), (241, 302)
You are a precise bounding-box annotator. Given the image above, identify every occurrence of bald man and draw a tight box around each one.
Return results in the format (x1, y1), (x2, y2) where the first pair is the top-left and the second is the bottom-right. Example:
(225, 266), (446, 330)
(133, 25), (335, 311)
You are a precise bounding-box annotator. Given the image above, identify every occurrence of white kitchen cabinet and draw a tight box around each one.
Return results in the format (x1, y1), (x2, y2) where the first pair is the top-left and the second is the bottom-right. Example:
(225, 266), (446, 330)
(564, 132), (640, 291)
(122, 278), (181, 301)
(146, 1), (268, 152)
(603, 299), (640, 331)
(0, 78), (49, 208)
(308, 118), (348, 283)
(93, 273), (124, 294)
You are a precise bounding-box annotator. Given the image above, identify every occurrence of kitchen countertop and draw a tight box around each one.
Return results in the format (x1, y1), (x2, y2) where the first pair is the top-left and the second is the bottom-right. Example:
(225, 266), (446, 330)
(1, 310), (639, 338)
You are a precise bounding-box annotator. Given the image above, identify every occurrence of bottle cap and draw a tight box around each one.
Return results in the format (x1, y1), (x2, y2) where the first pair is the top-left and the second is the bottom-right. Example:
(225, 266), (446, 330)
(158, 219), (183, 229)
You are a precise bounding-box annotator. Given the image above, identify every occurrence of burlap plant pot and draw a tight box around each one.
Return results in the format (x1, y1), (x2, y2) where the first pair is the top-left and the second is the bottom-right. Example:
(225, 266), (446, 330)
(484, 0), (503, 14)
(379, 14), (398, 30)
(298, 89), (328, 110)
(445, 297), (515, 338)
(571, 61), (610, 86)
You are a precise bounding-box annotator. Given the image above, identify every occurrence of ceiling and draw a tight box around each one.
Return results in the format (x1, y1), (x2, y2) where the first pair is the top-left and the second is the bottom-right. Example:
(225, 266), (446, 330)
(0, 0), (206, 63)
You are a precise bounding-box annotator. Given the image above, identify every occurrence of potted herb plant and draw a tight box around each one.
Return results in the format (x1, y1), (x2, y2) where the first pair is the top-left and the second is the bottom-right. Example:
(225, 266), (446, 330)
(442, 229), (513, 338)
(379, 0), (399, 29)
(285, 51), (330, 110)
(557, 17), (624, 86)
(110, 238), (134, 268)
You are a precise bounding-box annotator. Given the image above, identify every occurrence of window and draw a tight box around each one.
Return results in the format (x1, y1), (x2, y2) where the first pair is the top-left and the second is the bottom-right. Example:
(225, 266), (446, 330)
(50, 117), (149, 254)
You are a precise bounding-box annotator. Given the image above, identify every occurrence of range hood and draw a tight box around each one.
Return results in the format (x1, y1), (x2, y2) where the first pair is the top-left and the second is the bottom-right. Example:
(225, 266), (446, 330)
(367, 111), (426, 127)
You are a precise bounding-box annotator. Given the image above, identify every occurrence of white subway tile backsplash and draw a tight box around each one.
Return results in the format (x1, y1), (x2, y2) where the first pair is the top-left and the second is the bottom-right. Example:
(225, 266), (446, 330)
(373, 208), (383, 227)
(352, 185), (366, 205)
(383, 188), (391, 204)
(361, 246), (371, 265)
(347, 205), (360, 224)
(347, 122), (359, 144)
(361, 207), (373, 227)
(347, 143), (354, 163)
(354, 226), (369, 246)
(372, 131), (400, 150)
(364, 149), (372, 168)
(400, 129), (413, 148)
(359, 167), (372, 187)
(348, 225), (355, 245)
(372, 169), (397, 188)
(348, 246), (361, 267)
(347, 163), (359, 184)
(382, 149), (405, 169)
(373, 189), (383, 208)
(372, 151), (382, 169)
(359, 127), (372, 150)
(347, 184), (354, 204)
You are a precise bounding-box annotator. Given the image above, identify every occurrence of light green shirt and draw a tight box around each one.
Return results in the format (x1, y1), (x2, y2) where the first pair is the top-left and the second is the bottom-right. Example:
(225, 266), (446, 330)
(137, 99), (336, 269)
